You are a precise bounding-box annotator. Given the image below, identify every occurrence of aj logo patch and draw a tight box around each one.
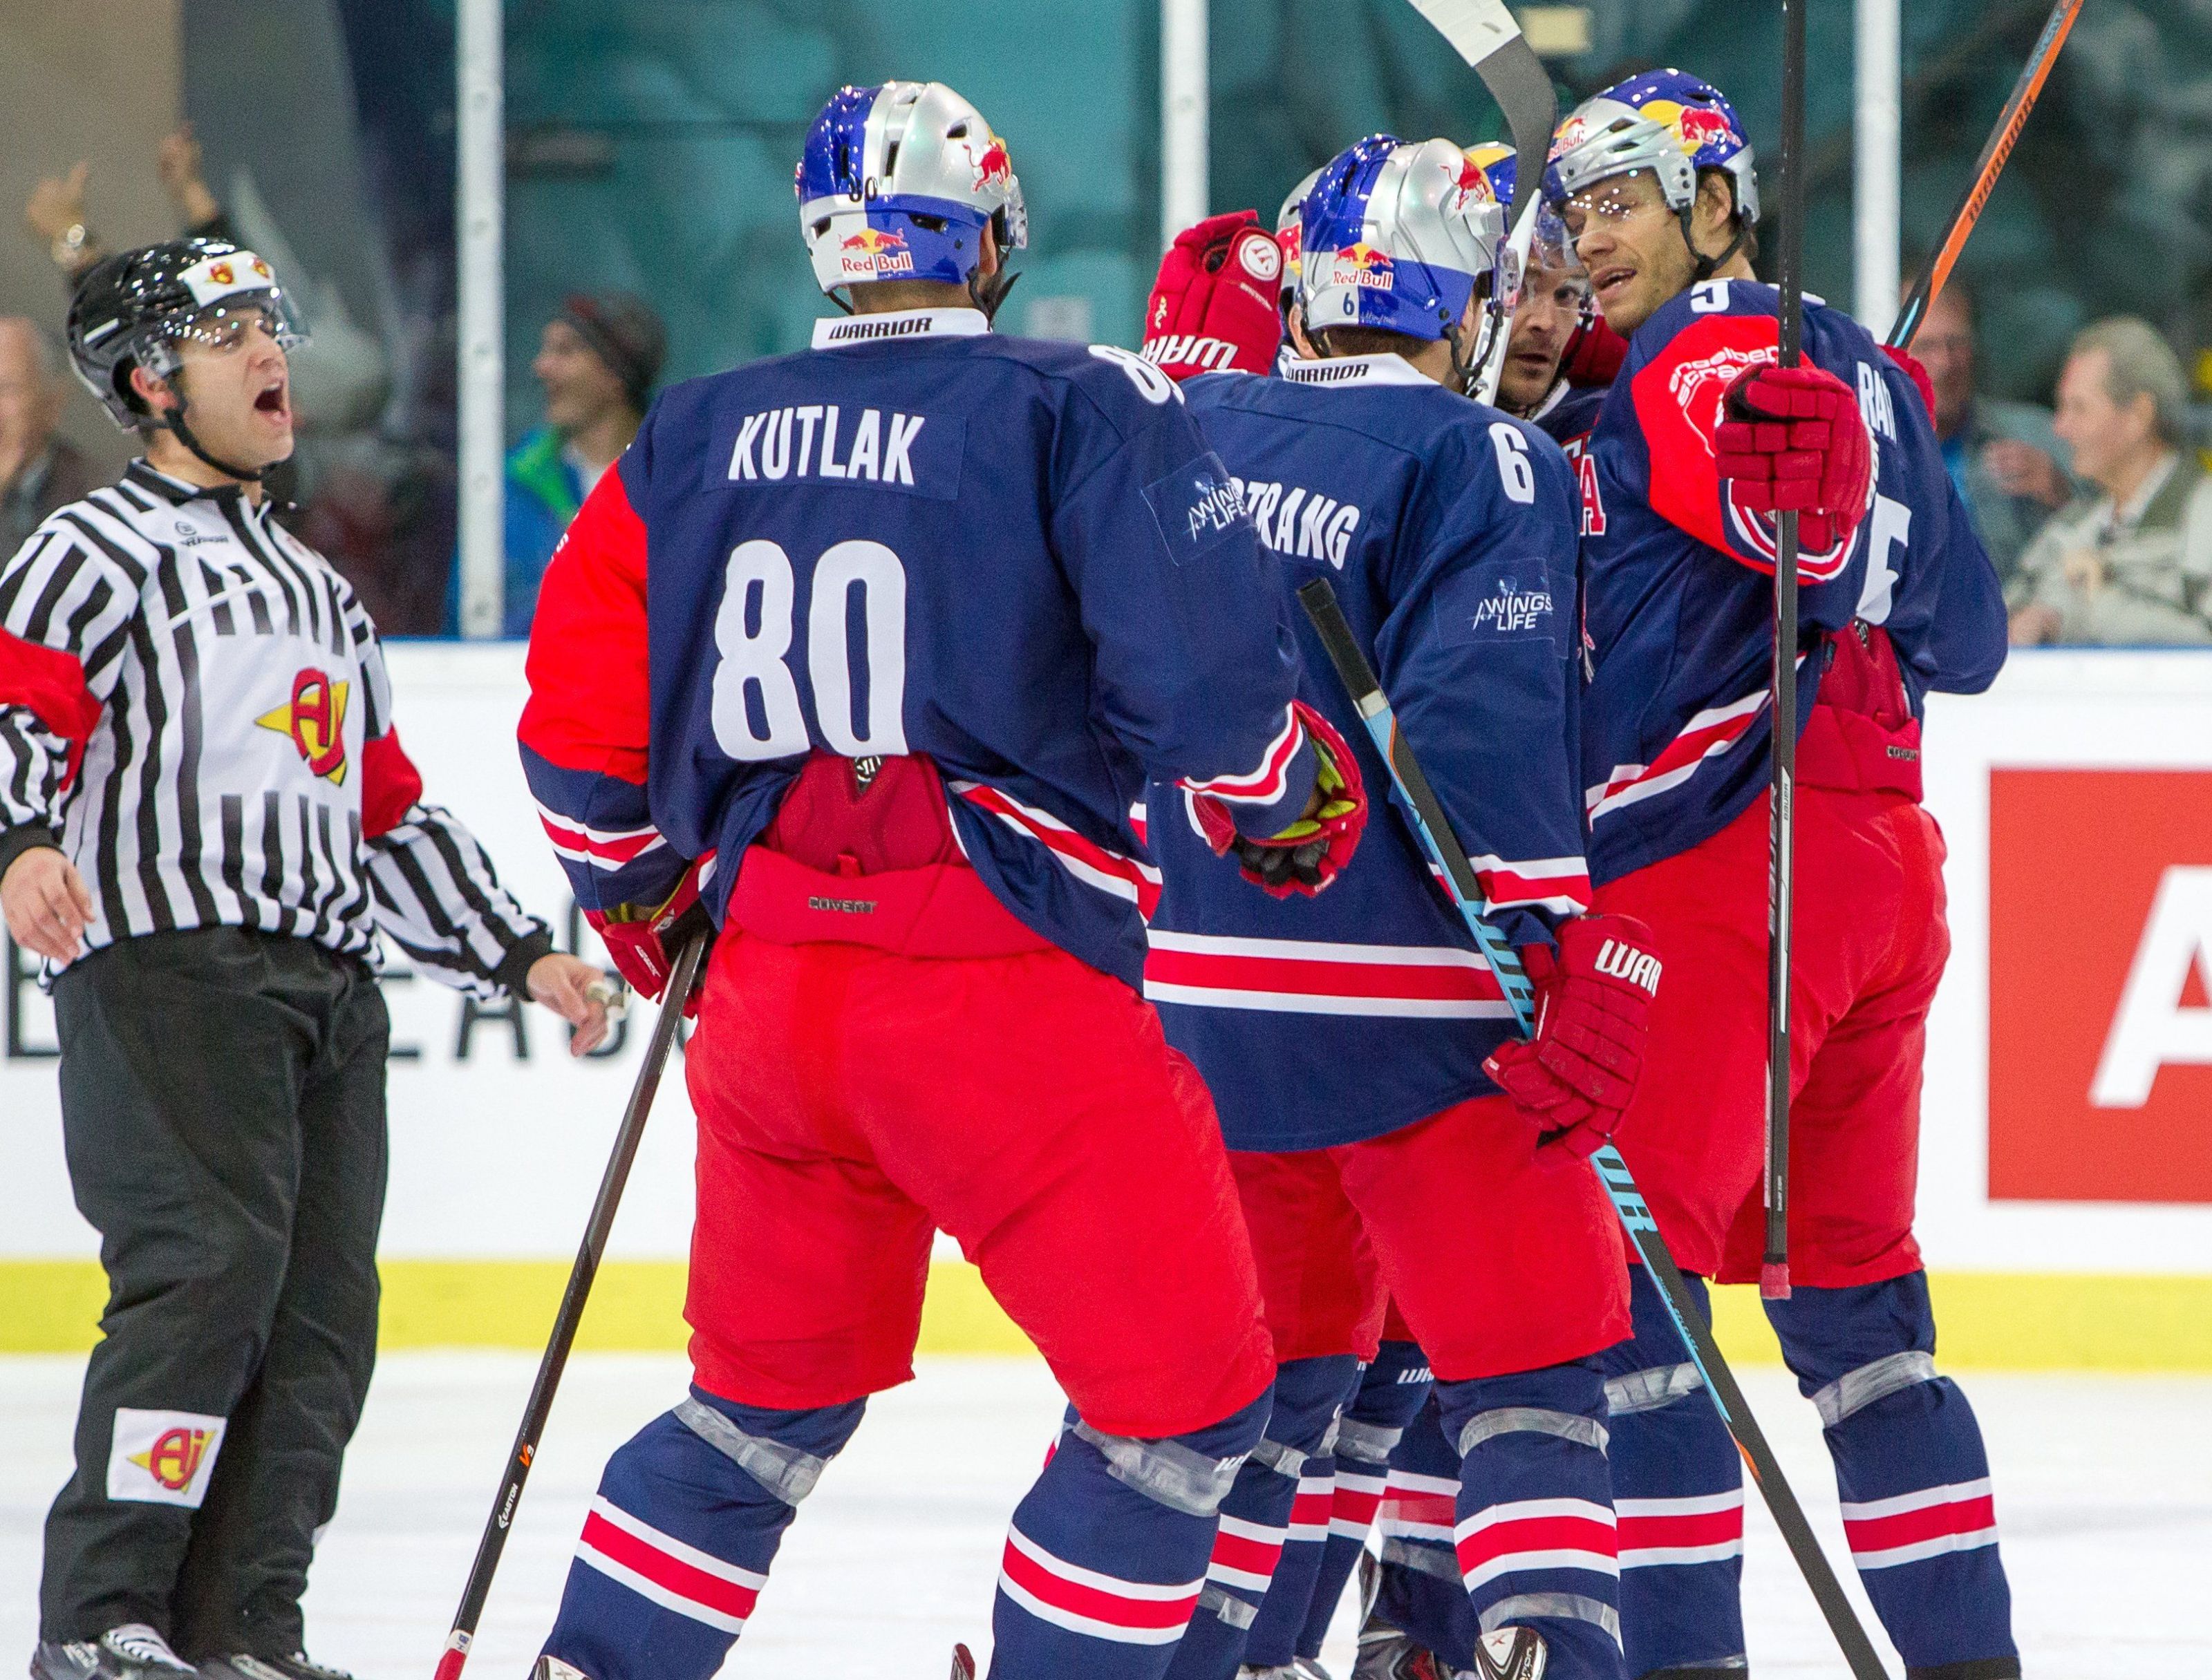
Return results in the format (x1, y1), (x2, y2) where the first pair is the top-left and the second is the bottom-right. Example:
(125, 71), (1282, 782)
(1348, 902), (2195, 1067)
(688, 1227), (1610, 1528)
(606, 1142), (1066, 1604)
(256, 667), (350, 785)
(108, 1406), (227, 1507)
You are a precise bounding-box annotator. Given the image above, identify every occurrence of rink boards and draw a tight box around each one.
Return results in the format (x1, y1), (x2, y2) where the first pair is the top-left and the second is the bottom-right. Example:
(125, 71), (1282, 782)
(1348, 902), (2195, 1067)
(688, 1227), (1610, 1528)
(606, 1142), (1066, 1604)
(6, 643), (2211, 1367)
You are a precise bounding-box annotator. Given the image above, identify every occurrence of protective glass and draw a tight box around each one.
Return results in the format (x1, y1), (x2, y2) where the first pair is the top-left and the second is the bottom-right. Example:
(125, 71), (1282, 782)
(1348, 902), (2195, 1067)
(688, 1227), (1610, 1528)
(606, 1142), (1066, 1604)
(156, 295), (310, 357)
(1561, 170), (1667, 240)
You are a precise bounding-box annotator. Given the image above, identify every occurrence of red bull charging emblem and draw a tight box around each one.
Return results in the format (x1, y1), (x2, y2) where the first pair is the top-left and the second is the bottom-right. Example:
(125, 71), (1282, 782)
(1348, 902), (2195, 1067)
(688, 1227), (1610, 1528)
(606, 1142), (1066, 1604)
(1332, 243), (1396, 290)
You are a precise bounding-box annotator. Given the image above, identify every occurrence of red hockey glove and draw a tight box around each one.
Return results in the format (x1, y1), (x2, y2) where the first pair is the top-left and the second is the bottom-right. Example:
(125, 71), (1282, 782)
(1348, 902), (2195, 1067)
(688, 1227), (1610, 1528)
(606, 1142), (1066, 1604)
(1882, 343), (1936, 419)
(1191, 701), (1368, 898)
(1715, 362), (1875, 555)
(1482, 914), (1661, 1159)
(1141, 209), (1285, 381)
(1560, 312), (1628, 388)
(596, 853), (715, 1015)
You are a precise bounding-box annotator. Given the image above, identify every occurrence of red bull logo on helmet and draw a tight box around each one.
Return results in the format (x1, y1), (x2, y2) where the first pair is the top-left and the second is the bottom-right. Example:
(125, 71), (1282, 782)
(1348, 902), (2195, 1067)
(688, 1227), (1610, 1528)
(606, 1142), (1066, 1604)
(1643, 99), (1736, 158)
(1331, 243), (1396, 290)
(836, 225), (916, 278)
(969, 135), (1015, 195)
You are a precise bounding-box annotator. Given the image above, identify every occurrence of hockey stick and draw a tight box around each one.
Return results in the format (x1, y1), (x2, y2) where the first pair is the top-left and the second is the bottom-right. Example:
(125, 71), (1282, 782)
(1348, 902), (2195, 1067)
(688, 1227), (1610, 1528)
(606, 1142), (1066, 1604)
(1400, 0), (1557, 406)
(1759, 0), (1812, 1305)
(1888, 0), (2083, 350)
(432, 932), (710, 1680)
(1297, 578), (1892, 1680)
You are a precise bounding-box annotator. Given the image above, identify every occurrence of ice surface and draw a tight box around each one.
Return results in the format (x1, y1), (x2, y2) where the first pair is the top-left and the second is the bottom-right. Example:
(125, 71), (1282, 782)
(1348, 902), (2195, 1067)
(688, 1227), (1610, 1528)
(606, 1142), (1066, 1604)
(3, 1355), (2206, 1676)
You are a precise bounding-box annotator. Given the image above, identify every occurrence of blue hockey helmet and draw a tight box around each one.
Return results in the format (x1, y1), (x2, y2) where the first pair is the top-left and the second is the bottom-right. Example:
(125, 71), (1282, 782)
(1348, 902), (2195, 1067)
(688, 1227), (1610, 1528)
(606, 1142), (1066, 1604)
(1546, 68), (1759, 228)
(1297, 135), (1503, 344)
(795, 81), (1029, 300)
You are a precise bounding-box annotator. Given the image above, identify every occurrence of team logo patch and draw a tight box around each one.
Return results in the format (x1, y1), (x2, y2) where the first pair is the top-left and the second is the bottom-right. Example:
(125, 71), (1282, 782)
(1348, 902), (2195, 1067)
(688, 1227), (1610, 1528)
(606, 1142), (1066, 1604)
(1666, 343), (1774, 459)
(256, 668), (351, 785)
(1441, 573), (1558, 646)
(108, 1407), (226, 1507)
(178, 250), (275, 308)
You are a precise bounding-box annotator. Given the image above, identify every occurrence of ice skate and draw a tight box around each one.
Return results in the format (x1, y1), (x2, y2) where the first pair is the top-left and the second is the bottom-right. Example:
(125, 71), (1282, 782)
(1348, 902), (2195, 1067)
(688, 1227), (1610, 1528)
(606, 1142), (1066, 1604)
(30, 1626), (196, 1680)
(194, 1653), (355, 1680)
(1468, 1627), (1544, 1680)
(948, 1643), (977, 1680)
(529, 1661), (587, 1680)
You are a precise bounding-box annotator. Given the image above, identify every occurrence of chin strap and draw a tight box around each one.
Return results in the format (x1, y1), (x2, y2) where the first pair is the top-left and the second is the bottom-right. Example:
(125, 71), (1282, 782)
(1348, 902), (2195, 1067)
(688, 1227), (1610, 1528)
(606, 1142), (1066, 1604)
(151, 388), (268, 484)
(970, 266), (1020, 323)
(1679, 207), (1750, 284)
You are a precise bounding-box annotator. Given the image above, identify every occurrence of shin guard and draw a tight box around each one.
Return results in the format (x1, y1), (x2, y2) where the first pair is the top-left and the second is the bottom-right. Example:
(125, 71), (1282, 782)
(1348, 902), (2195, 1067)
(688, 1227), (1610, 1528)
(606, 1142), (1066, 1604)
(1600, 1266), (1746, 1678)
(1161, 1357), (1358, 1680)
(1434, 1360), (1625, 1680)
(538, 1389), (863, 1680)
(992, 1385), (1271, 1679)
(1293, 1340), (1433, 1662)
(1765, 1274), (2019, 1680)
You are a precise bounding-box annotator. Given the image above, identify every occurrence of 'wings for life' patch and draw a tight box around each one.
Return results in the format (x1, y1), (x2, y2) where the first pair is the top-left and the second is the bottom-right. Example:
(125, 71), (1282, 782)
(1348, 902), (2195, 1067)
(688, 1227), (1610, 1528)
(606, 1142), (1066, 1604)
(1144, 452), (1252, 565)
(1437, 572), (1561, 648)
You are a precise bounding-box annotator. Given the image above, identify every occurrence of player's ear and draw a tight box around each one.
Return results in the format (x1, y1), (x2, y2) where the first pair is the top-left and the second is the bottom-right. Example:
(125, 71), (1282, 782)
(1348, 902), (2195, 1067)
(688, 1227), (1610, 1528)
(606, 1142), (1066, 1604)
(129, 363), (178, 419)
(977, 222), (1000, 281)
(1694, 171), (1736, 247)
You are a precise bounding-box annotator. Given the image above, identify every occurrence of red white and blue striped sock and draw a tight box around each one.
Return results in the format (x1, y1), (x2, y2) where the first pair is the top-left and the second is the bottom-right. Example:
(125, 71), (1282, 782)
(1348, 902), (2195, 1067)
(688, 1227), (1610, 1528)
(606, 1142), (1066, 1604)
(994, 1386), (1272, 1679)
(1768, 1274), (2021, 1679)
(1436, 1359), (1627, 1680)
(539, 1388), (864, 1680)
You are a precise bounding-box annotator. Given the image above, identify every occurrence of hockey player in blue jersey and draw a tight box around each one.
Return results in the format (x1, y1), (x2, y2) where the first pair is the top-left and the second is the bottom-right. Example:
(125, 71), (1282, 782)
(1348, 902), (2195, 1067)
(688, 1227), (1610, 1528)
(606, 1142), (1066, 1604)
(1141, 135), (1668, 1680)
(514, 80), (1376, 1680)
(1549, 70), (2018, 1680)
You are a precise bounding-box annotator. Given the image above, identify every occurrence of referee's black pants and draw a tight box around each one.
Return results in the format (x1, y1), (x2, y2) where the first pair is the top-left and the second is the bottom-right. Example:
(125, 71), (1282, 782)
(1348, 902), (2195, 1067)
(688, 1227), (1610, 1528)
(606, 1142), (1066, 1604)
(40, 928), (390, 1659)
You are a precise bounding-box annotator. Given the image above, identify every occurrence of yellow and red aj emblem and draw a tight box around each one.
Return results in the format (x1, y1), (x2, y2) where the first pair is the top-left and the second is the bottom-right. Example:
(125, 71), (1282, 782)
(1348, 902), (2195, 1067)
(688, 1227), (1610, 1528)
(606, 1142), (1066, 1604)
(129, 1425), (213, 1493)
(256, 668), (350, 785)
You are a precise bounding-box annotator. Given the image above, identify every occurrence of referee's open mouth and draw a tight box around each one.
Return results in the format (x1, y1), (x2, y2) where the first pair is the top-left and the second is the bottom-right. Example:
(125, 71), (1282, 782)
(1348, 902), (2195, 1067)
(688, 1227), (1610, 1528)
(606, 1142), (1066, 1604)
(254, 379), (290, 423)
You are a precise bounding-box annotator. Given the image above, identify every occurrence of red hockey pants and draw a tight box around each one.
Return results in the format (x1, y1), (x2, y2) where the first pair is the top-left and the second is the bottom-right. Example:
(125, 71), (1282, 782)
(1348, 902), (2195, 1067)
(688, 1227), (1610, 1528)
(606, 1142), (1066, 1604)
(681, 930), (1276, 1439)
(1593, 787), (1948, 1286)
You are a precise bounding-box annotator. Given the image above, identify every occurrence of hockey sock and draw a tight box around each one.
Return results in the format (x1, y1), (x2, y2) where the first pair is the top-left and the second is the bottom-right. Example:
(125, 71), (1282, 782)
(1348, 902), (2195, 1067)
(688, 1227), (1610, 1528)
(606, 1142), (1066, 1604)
(1764, 1273), (2021, 1680)
(1293, 1339), (1433, 1661)
(1434, 1359), (1627, 1680)
(993, 1384), (1273, 1680)
(1160, 1356), (1358, 1680)
(538, 1387), (864, 1680)
(1600, 1264), (1747, 1677)
(1372, 1391), (1480, 1670)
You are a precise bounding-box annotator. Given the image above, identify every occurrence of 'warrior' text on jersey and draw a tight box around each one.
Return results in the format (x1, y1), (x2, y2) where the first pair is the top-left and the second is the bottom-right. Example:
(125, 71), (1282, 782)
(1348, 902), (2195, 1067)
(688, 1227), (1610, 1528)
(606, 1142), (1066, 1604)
(1578, 283), (2007, 884)
(1147, 357), (1588, 1150)
(519, 310), (1321, 988)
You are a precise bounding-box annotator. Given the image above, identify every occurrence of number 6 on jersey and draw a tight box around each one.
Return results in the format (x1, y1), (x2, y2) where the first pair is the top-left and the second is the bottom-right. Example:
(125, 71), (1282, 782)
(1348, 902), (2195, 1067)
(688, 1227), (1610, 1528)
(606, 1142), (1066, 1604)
(711, 538), (910, 760)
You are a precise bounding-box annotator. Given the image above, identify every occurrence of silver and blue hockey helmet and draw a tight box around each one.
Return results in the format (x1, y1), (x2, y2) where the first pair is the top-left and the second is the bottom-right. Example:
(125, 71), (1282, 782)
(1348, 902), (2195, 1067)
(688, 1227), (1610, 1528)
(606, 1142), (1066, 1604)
(1463, 141), (1575, 274)
(795, 80), (1029, 296)
(1546, 68), (1759, 227)
(1296, 135), (1505, 343)
(1274, 165), (1324, 313)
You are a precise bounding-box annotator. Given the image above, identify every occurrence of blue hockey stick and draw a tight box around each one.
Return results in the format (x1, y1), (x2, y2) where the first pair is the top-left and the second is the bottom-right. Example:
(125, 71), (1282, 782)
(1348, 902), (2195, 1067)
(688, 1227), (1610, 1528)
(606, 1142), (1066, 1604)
(1297, 578), (1889, 1680)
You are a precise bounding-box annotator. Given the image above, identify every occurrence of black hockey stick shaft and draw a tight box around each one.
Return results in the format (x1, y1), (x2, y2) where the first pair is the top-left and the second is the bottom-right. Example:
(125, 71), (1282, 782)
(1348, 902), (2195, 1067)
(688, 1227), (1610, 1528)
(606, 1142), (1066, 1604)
(433, 932), (709, 1680)
(1297, 581), (1891, 1680)
(1761, 0), (1810, 1303)
(1889, 0), (2083, 350)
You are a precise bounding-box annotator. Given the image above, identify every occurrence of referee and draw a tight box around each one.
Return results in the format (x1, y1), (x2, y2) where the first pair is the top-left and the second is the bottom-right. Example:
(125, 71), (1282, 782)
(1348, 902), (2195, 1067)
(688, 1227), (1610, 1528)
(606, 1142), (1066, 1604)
(1, 240), (613, 1680)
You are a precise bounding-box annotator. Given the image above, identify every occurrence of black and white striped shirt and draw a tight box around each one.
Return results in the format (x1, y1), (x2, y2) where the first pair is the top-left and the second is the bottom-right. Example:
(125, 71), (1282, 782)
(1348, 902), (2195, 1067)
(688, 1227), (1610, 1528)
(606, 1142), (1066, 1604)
(0, 461), (549, 997)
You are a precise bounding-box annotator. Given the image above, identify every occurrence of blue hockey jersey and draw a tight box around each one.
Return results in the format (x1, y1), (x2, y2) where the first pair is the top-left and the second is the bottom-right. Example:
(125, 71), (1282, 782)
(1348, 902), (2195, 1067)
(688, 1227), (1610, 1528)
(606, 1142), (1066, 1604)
(1145, 355), (1589, 1151)
(519, 308), (1323, 990)
(1579, 283), (2007, 885)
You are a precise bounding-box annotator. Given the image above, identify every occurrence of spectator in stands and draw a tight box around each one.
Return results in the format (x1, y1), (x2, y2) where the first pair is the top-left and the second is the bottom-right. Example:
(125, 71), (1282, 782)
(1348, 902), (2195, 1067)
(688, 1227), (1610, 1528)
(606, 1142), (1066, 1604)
(24, 126), (237, 285)
(2010, 317), (2212, 645)
(0, 319), (97, 563)
(491, 293), (665, 637)
(1913, 274), (2072, 592)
